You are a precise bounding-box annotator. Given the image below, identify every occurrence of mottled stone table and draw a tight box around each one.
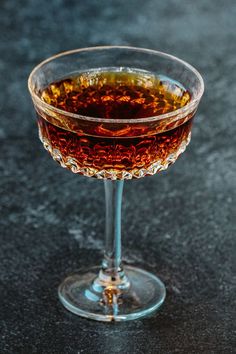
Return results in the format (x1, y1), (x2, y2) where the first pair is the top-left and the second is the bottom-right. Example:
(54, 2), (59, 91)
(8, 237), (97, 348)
(1, 0), (235, 353)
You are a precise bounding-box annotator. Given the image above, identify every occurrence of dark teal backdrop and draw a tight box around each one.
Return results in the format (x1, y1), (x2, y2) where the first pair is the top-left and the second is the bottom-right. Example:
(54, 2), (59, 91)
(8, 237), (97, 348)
(0, 1), (235, 353)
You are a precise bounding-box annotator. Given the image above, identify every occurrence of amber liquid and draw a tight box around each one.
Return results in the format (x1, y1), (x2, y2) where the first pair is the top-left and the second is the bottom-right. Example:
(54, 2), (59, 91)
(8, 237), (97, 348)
(38, 70), (193, 179)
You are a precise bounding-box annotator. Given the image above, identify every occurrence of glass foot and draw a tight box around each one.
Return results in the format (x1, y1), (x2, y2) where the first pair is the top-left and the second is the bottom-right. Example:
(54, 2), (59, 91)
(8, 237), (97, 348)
(58, 266), (166, 322)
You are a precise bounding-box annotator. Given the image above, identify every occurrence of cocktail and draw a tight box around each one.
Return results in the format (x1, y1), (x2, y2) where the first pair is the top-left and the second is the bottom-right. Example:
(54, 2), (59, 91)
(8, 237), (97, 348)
(28, 46), (204, 321)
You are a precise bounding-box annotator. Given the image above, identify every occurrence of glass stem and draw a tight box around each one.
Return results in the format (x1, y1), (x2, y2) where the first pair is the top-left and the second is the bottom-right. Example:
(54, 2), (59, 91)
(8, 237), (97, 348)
(99, 180), (128, 288)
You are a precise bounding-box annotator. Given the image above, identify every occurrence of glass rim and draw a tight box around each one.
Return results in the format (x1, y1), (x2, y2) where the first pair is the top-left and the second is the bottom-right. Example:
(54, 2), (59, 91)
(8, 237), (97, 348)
(28, 45), (204, 124)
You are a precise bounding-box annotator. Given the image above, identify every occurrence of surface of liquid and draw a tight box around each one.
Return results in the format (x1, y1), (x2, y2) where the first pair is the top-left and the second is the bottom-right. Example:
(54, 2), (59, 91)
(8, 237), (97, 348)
(38, 70), (193, 179)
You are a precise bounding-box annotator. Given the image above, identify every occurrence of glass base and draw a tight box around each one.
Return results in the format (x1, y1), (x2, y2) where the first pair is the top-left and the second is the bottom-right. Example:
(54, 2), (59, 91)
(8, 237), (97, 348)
(58, 266), (166, 322)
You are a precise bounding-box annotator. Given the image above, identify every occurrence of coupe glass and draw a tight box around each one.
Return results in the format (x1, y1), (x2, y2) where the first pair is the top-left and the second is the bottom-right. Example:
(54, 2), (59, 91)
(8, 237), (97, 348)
(28, 46), (204, 321)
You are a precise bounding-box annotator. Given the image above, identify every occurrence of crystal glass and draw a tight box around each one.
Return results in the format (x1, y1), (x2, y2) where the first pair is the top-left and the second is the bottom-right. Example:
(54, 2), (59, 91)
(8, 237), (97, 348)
(28, 46), (204, 321)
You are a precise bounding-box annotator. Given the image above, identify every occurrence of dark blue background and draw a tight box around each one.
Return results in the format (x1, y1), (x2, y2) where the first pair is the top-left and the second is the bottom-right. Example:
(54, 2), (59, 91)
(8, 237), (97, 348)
(0, 1), (235, 353)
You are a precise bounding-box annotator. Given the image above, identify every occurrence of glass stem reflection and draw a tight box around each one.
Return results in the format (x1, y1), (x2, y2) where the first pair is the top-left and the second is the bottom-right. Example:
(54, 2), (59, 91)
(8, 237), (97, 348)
(100, 180), (128, 288)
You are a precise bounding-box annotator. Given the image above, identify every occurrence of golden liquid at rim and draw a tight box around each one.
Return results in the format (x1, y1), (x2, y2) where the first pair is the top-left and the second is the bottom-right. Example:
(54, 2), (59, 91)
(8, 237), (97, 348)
(40, 70), (191, 121)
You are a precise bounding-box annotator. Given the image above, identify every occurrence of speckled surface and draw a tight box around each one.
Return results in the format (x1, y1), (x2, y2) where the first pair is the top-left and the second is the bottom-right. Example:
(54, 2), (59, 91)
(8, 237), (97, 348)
(1, 0), (236, 353)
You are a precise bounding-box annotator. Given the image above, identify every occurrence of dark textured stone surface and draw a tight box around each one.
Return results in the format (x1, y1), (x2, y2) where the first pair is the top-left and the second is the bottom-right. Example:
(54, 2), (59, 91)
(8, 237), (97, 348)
(0, 0), (236, 353)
